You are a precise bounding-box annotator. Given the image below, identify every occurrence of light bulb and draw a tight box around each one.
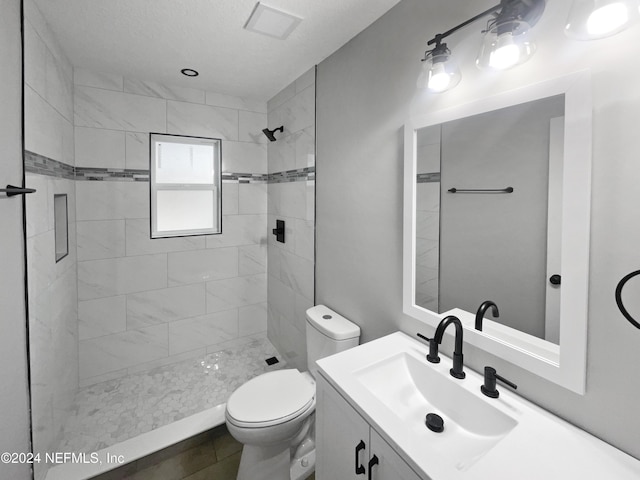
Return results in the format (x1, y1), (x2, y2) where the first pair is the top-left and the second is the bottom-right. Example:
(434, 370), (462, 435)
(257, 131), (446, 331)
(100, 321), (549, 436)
(477, 20), (535, 71)
(565, 0), (638, 39)
(586, 2), (629, 35)
(489, 33), (521, 70)
(428, 62), (451, 92)
(417, 48), (461, 93)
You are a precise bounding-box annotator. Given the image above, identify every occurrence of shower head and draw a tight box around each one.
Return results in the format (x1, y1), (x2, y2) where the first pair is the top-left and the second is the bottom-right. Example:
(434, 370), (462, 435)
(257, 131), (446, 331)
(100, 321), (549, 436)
(262, 126), (284, 142)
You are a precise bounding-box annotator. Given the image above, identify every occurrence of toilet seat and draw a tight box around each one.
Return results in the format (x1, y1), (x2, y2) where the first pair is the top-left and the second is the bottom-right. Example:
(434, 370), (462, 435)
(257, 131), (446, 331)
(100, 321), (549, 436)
(226, 369), (315, 428)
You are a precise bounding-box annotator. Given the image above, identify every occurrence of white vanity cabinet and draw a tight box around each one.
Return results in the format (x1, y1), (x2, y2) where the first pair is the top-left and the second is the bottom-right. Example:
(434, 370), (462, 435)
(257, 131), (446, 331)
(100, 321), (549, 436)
(315, 332), (640, 480)
(316, 373), (424, 480)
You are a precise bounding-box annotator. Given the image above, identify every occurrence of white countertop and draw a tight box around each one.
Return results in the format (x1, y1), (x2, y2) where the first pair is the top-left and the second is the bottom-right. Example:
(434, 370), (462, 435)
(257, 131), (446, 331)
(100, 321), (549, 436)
(317, 332), (640, 480)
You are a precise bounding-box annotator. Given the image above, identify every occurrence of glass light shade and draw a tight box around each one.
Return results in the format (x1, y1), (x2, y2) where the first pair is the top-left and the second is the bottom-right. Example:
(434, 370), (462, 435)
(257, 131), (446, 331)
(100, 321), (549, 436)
(417, 53), (461, 93)
(476, 20), (537, 71)
(565, 0), (639, 39)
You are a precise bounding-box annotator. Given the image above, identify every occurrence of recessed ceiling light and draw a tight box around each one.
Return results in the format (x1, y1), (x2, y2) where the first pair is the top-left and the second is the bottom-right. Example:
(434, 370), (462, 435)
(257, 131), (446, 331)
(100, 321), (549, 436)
(181, 68), (199, 77)
(244, 2), (303, 40)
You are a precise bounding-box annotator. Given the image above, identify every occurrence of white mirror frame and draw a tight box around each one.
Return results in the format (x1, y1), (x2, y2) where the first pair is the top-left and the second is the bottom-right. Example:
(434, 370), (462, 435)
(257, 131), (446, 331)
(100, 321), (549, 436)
(403, 71), (592, 394)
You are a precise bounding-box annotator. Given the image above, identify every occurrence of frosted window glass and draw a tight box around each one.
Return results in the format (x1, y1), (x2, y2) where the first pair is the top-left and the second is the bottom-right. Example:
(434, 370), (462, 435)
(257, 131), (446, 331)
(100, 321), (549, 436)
(156, 190), (215, 232)
(150, 134), (221, 238)
(155, 142), (214, 184)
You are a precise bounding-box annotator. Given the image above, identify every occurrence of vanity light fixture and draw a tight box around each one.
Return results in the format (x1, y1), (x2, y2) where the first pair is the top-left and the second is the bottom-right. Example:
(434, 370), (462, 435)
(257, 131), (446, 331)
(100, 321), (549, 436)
(565, 0), (640, 39)
(419, 0), (545, 92)
(417, 37), (461, 92)
(476, 0), (545, 71)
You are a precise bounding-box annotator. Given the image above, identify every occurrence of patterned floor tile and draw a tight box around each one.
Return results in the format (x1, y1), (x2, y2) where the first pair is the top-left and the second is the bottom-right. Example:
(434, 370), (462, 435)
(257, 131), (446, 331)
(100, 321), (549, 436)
(58, 335), (284, 453)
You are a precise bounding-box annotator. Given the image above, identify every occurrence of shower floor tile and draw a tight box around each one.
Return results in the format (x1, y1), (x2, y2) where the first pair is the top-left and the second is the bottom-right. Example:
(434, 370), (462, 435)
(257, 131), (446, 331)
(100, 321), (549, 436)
(58, 335), (285, 454)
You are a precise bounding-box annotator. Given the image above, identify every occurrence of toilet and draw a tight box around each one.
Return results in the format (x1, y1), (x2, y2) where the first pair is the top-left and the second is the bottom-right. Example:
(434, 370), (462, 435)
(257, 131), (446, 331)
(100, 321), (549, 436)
(225, 305), (361, 480)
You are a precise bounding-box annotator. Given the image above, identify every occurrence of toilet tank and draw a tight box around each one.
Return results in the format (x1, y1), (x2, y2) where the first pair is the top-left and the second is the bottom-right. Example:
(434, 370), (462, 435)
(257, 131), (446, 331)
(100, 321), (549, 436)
(306, 305), (360, 379)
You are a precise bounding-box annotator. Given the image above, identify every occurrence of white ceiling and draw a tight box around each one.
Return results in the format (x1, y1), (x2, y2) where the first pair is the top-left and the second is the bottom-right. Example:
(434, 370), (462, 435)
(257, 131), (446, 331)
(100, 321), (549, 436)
(34, 0), (403, 101)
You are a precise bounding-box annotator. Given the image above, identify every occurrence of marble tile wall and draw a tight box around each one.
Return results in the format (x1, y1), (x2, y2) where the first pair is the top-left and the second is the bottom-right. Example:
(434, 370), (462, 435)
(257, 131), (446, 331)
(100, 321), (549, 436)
(23, 1), (77, 478)
(73, 68), (269, 385)
(266, 67), (316, 371)
(415, 125), (441, 312)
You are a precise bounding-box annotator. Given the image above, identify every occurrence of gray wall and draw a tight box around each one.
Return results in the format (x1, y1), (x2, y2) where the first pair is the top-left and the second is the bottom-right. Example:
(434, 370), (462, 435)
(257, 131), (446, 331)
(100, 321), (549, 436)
(0, 0), (33, 479)
(316, 0), (640, 459)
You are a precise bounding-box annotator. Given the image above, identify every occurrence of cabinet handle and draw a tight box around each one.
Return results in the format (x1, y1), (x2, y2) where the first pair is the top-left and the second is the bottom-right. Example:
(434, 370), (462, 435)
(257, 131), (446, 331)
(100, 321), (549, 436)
(368, 454), (379, 480)
(355, 440), (366, 475)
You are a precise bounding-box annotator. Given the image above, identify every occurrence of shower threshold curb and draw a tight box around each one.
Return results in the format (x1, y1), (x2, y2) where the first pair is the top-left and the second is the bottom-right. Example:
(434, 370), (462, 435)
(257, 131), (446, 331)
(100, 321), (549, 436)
(45, 404), (227, 480)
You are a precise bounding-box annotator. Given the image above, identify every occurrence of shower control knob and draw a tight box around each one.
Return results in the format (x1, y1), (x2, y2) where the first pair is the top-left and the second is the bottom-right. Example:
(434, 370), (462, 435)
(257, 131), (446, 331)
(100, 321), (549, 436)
(272, 219), (285, 243)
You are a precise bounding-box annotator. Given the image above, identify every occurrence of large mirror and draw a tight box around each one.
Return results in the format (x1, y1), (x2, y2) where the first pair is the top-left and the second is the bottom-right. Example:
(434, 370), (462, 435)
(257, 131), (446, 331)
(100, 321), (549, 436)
(404, 72), (592, 394)
(415, 94), (564, 344)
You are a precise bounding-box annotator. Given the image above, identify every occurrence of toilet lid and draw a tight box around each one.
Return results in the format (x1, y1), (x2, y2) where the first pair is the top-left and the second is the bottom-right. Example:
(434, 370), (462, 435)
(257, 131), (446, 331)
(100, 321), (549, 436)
(226, 369), (315, 425)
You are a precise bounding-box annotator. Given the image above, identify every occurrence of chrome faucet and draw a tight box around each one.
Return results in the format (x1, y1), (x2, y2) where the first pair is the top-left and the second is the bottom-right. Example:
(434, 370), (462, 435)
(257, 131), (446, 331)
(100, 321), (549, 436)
(419, 315), (465, 379)
(475, 300), (499, 331)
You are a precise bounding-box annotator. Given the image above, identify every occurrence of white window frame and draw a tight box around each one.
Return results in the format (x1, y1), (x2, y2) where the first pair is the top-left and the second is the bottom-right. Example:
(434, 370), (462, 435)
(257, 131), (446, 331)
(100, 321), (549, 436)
(150, 133), (222, 238)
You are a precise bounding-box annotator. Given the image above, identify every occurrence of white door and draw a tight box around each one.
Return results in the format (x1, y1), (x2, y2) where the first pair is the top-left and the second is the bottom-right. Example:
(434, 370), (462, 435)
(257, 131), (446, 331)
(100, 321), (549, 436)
(544, 116), (564, 344)
(315, 375), (370, 480)
(0, 0), (33, 478)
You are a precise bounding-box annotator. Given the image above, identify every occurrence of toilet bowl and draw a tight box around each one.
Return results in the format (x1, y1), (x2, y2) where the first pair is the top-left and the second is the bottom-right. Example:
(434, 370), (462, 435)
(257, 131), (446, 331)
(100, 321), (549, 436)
(225, 305), (360, 480)
(225, 369), (316, 480)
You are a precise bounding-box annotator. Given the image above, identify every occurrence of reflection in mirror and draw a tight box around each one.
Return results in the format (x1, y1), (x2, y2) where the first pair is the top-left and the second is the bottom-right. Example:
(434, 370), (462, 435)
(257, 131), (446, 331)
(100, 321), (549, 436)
(415, 95), (565, 345)
(404, 72), (591, 394)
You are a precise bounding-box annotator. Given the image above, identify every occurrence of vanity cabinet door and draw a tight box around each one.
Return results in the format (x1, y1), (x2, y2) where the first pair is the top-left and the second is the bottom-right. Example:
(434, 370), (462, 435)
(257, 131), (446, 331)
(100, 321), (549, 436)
(369, 430), (424, 480)
(316, 374), (370, 480)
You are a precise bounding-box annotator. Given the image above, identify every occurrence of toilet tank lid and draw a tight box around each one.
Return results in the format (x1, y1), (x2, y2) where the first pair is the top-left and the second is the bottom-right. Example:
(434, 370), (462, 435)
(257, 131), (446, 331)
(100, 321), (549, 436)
(306, 305), (360, 341)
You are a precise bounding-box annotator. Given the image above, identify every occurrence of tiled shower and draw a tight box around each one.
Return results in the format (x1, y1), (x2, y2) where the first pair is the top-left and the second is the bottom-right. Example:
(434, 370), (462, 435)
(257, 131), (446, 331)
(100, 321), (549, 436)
(72, 71), (270, 385)
(266, 70), (316, 373)
(414, 125), (441, 313)
(23, 0), (316, 477)
(24, 0), (78, 468)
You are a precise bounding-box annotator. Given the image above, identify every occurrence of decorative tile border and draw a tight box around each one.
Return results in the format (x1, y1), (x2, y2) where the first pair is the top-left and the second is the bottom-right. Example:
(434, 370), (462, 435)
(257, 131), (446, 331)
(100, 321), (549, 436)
(24, 151), (75, 180)
(26, 151), (315, 184)
(223, 173), (269, 184)
(417, 172), (441, 183)
(75, 167), (150, 182)
(268, 166), (315, 184)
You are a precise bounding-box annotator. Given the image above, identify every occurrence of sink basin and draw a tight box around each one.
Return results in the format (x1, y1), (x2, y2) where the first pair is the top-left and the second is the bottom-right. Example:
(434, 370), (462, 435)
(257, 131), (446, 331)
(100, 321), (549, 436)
(317, 331), (640, 480)
(355, 352), (517, 470)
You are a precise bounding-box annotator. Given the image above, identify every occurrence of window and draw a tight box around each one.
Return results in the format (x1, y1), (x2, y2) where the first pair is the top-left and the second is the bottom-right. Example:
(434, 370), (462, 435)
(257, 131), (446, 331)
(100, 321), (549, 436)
(150, 134), (222, 238)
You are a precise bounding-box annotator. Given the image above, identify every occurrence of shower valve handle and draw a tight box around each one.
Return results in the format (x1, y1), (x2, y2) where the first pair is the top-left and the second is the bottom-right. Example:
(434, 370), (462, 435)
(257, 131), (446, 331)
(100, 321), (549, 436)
(272, 219), (285, 243)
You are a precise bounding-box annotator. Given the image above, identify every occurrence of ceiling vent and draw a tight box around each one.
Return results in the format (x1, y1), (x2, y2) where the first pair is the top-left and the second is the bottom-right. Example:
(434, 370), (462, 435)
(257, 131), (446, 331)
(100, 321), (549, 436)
(244, 2), (303, 40)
